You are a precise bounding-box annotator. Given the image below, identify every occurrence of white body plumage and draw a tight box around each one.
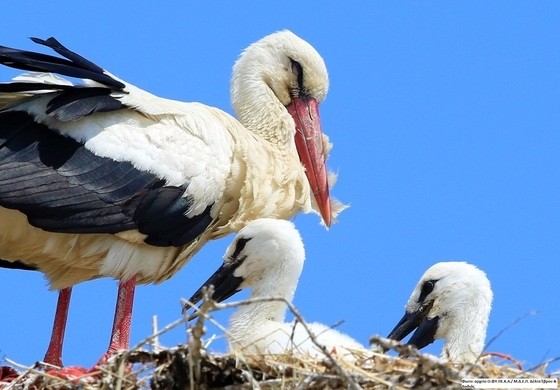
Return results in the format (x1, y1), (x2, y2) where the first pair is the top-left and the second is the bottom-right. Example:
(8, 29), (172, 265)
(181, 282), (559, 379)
(0, 31), (342, 289)
(188, 218), (367, 361)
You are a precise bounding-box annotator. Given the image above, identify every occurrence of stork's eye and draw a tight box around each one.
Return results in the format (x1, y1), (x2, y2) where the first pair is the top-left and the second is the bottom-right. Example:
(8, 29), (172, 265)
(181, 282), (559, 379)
(289, 58), (305, 97)
(418, 279), (437, 302)
(290, 59), (303, 79)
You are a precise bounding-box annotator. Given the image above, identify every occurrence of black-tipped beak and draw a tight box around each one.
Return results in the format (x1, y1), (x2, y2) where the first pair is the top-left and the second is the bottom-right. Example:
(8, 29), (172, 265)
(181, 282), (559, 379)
(406, 315), (439, 350)
(183, 261), (244, 318)
(387, 300), (438, 350)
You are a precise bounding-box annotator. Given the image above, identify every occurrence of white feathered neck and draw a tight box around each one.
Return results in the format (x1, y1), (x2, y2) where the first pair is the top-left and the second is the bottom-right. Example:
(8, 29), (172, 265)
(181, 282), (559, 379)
(407, 261), (493, 362)
(230, 30), (328, 146)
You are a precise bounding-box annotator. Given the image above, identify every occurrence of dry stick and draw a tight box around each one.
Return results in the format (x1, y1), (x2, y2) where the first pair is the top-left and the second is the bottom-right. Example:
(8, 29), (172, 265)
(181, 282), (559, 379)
(186, 287), (216, 390)
(188, 298), (279, 388)
(3, 358), (97, 390)
(286, 313), (362, 389)
(369, 336), (421, 359)
(129, 298), (223, 353)
(131, 317), (187, 351)
(184, 292), (265, 387)
(183, 301), (231, 340)
(115, 351), (132, 390)
(344, 357), (403, 389)
(151, 315), (161, 352)
(369, 336), (462, 388)
(526, 355), (560, 374)
(467, 310), (539, 374)
(191, 295), (363, 390)
(131, 295), (364, 388)
(374, 334), (488, 381)
(484, 310), (538, 352)
(3, 359), (35, 390)
(114, 364), (124, 390)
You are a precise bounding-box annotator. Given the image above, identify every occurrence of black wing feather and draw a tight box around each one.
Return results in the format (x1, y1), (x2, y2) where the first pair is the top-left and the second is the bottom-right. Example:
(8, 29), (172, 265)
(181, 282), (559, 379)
(0, 45), (121, 89)
(0, 82), (76, 93)
(0, 111), (215, 247)
(30, 37), (106, 74)
(46, 88), (125, 120)
(0, 38), (124, 89)
(0, 37), (127, 120)
(0, 111), (33, 148)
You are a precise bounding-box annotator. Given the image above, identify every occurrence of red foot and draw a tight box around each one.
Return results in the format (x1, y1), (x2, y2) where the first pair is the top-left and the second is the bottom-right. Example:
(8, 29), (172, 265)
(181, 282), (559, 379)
(0, 366), (19, 382)
(45, 366), (100, 383)
(42, 351), (124, 382)
(95, 353), (112, 368)
(94, 352), (131, 372)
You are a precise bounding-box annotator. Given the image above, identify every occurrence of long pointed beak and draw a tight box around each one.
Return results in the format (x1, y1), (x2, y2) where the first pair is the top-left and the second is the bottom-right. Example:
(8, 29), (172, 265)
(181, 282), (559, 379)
(387, 300), (438, 350)
(287, 97), (331, 227)
(183, 261), (244, 318)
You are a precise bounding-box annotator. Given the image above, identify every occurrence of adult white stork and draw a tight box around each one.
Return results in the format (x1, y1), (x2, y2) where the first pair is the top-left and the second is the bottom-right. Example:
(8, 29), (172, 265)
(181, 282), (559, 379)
(0, 30), (344, 369)
(386, 262), (493, 363)
(187, 218), (367, 361)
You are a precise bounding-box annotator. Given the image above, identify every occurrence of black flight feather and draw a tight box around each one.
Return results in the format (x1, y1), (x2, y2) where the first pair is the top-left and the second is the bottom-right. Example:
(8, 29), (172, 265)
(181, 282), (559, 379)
(46, 88), (124, 121)
(0, 111), (215, 247)
(0, 37), (124, 89)
(0, 37), (127, 120)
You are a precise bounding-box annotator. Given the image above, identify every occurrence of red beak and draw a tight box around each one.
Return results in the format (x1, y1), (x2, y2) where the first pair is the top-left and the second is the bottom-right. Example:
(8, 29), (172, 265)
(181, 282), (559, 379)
(287, 96), (331, 227)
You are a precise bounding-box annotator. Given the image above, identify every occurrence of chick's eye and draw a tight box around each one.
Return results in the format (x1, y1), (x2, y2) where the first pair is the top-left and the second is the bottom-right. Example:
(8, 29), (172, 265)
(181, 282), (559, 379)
(230, 237), (251, 261)
(422, 281), (434, 294)
(418, 280), (436, 302)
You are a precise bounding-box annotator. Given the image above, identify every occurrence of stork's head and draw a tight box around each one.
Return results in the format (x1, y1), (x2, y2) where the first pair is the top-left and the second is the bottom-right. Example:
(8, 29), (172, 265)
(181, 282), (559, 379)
(186, 218), (305, 314)
(387, 262), (493, 362)
(231, 31), (332, 226)
(232, 30), (328, 109)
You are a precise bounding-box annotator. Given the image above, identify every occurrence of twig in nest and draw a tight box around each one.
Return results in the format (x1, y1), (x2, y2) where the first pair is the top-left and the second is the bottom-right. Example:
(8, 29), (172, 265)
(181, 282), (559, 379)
(131, 315), (187, 351)
(282, 301), (362, 390)
(464, 311), (538, 374)
(369, 335), (421, 358)
(151, 315), (161, 353)
(186, 295), (363, 390)
(526, 355), (560, 374)
(484, 311), (538, 352)
(186, 286), (216, 390)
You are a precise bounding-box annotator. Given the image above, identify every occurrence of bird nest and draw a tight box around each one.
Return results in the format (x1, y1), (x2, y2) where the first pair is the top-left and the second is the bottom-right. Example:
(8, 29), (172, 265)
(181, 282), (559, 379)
(1, 346), (556, 390)
(1, 297), (557, 389)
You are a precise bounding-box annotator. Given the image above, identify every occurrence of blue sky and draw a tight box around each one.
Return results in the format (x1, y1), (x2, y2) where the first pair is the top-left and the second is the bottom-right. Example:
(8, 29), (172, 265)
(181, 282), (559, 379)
(1, 2), (559, 374)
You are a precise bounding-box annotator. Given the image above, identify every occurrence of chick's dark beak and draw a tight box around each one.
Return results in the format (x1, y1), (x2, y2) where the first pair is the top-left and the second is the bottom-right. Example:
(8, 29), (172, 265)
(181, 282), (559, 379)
(387, 300), (439, 350)
(183, 261), (244, 318)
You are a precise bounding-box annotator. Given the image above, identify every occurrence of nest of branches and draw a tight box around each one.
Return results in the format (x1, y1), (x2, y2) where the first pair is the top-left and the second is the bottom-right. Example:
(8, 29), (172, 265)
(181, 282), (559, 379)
(1, 296), (557, 390)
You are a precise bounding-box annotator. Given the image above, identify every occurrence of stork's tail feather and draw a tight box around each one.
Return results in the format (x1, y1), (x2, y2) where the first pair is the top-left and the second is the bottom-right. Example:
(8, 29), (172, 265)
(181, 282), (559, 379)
(0, 81), (74, 93)
(0, 38), (128, 119)
(31, 37), (104, 74)
(0, 37), (124, 89)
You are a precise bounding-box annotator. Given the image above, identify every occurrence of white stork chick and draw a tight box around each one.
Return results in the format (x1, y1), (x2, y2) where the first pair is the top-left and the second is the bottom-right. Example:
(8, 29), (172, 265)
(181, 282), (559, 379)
(187, 218), (367, 361)
(0, 31), (343, 368)
(387, 262), (493, 363)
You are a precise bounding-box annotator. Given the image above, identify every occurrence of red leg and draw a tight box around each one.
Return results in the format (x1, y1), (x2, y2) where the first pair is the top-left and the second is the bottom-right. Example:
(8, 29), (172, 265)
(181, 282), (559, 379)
(97, 276), (137, 365)
(43, 287), (93, 379)
(43, 287), (72, 367)
(43, 277), (137, 377)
